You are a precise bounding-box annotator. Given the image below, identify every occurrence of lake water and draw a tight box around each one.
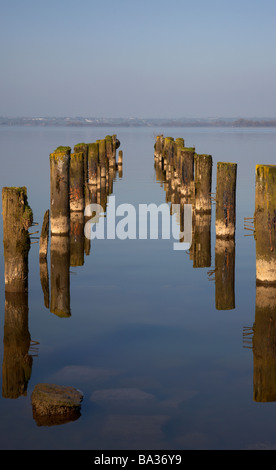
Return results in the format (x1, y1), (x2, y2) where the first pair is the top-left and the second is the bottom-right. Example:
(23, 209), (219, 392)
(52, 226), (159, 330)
(0, 125), (276, 450)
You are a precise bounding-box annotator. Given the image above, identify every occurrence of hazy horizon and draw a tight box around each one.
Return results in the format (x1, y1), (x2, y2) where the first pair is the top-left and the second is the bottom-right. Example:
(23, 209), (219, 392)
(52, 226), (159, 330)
(1, 0), (276, 118)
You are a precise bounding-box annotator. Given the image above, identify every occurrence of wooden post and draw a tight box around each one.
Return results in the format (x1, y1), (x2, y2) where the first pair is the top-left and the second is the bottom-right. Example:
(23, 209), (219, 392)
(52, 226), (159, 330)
(70, 152), (84, 212)
(74, 143), (88, 184)
(194, 154), (212, 213)
(254, 165), (276, 284)
(215, 162), (237, 239)
(154, 135), (165, 163)
(179, 147), (195, 198)
(88, 143), (99, 186)
(49, 146), (71, 235)
(2, 187), (33, 292)
(98, 139), (107, 169)
(215, 238), (235, 310)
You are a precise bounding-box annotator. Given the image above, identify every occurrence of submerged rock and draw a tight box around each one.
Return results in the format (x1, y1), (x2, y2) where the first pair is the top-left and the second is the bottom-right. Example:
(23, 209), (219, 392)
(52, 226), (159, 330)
(31, 383), (83, 427)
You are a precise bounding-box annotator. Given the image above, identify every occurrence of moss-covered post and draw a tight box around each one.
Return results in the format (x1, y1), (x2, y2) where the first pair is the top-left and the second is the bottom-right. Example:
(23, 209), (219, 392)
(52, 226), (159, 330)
(88, 143), (99, 186)
(254, 165), (276, 284)
(49, 147), (71, 235)
(215, 238), (235, 310)
(98, 139), (107, 169)
(74, 143), (88, 184)
(253, 285), (276, 402)
(70, 152), (84, 213)
(50, 235), (71, 318)
(215, 162), (237, 239)
(194, 154), (212, 213)
(70, 211), (84, 267)
(105, 135), (115, 167)
(2, 187), (33, 293)
(179, 147), (195, 198)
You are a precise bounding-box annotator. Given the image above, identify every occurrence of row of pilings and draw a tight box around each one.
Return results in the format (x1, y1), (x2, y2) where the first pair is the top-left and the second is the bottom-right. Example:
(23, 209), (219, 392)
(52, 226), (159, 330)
(0, 136), (122, 403)
(154, 135), (236, 311)
(154, 134), (237, 238)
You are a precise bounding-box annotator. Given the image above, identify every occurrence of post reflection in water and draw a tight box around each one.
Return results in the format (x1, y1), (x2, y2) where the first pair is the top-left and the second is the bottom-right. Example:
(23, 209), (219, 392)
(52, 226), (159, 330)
(215, 238), (235, 310)
(50, 235), (71, 318)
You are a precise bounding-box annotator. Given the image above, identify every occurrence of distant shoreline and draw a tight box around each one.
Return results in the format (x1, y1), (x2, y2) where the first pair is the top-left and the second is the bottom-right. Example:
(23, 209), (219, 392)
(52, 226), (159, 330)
(1, 117), (276, 128)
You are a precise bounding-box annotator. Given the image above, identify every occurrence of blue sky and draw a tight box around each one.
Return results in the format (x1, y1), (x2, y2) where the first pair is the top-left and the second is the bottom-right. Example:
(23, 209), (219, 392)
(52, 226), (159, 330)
(1, 0), (276, 117)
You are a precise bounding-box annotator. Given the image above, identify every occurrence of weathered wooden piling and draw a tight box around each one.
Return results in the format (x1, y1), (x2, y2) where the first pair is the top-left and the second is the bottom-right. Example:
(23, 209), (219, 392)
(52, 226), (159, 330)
(194, 154), (212, 213)
(70, 152), (84, 212)
(253, 285), (276, 402)
(162, 137), (175, 169)
(154, 135), (165, 162)
(179, 147), (195, 198)
(105, 135), (115, 167)
(215, 238), (235, 310)
(88, 143), (99, 186)
(49, 146), (71, 235)
(254, 165), (276, 284)
(74, 143), (88, 184)
(2, 187), (33, 293)
(98, 139), (107, 168)
(39, 210), (49, 260)
(215, 162), (237, 239)
(50, 236), (71, 318)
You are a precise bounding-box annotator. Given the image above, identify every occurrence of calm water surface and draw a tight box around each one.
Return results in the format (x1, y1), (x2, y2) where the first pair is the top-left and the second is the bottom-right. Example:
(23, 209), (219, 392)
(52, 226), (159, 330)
(0, 126), (276, 449)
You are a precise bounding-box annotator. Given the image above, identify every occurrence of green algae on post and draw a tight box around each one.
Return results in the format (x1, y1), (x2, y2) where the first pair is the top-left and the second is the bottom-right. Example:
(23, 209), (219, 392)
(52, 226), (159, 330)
(49, 147), (71, 235)
(215, 162), (237, 239)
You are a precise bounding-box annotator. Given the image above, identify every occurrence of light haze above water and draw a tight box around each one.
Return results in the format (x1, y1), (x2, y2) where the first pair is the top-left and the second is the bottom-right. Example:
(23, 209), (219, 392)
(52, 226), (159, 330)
(0, 126), (276, 450)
